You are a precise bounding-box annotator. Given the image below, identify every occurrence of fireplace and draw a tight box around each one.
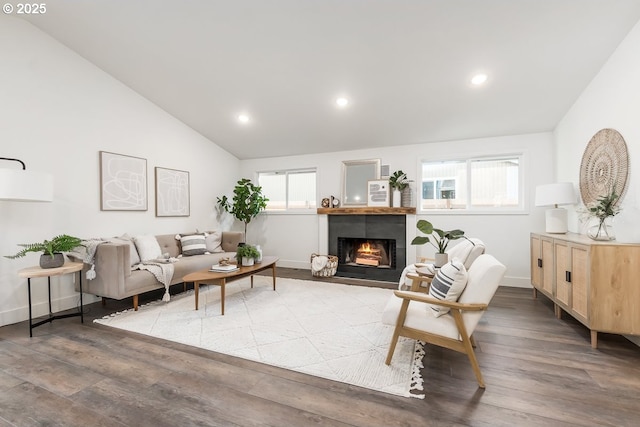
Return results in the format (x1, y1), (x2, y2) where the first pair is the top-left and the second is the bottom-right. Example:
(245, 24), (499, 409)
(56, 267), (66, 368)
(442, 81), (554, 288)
(338, 238), (395, 268)
(328, 215), (405, 282)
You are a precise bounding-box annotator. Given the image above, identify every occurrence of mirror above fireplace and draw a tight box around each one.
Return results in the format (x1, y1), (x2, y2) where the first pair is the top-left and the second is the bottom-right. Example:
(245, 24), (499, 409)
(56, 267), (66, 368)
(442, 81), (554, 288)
(341, 159), (380, 206)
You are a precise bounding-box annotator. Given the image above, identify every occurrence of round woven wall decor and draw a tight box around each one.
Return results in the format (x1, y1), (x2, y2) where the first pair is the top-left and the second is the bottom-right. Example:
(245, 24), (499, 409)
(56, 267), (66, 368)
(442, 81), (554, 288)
(579, 128), (629, 206)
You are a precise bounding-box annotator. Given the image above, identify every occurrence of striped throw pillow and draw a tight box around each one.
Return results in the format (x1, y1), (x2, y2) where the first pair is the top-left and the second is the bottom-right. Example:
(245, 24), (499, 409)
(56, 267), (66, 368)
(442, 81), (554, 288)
(428, 259), (468, 317)
(175, 233), (208, 256)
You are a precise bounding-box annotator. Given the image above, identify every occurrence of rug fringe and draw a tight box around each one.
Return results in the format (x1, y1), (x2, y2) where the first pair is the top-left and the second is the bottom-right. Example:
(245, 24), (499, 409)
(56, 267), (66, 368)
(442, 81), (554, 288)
(409, 340), (426, 399)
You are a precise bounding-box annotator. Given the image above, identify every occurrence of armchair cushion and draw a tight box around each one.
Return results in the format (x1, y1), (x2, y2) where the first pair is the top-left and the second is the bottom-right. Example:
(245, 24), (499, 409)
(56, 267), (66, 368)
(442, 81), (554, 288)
(382, 292), (460, 339)
(429, 259), (468, 317)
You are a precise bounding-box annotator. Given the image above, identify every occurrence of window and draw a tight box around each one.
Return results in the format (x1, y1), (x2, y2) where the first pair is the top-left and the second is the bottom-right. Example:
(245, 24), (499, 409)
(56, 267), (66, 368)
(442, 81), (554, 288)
(258, 169), (317, 211)
(420, 155), (522, 211)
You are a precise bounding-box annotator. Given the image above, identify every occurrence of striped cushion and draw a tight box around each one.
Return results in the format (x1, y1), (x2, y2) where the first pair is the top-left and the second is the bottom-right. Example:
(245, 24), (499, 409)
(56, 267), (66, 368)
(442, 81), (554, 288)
(428, 259), (468, 317)
(175, 233), (208, 256)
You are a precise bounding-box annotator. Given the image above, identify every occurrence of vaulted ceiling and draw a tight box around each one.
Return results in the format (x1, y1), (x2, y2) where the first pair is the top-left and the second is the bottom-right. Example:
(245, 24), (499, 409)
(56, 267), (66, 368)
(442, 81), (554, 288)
(20, 0), (640, 159)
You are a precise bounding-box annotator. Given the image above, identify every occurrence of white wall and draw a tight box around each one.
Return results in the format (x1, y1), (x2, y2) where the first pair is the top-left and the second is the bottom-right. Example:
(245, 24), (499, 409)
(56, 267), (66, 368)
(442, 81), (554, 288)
(555, 19), (640, 238)
(241, 132), (555, 287)
(0, 17), (240, 326)
(555, 19), (640, 346)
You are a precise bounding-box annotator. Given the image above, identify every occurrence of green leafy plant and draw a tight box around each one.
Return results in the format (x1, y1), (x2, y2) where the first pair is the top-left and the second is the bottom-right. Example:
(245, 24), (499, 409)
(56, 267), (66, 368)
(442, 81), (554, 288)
(217, 178), (269, 239)
(5, 234), (83, 259)
(389, 170), (409, 191)
(579, 187), (621, 240)
(410, 219), (465, 254)
(585, 188), (620, 220)
(235, 244), (260, 261)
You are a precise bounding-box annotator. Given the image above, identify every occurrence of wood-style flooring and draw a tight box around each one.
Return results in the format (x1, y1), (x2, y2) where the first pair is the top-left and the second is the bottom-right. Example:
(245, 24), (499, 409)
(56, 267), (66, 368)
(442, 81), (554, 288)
(1, 268), (639, 426)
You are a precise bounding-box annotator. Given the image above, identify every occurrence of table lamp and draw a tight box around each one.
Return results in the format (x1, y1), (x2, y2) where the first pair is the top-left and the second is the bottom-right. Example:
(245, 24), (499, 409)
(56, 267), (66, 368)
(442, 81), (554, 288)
(535, 182), (576, 233)
(0, 157), (53, 202)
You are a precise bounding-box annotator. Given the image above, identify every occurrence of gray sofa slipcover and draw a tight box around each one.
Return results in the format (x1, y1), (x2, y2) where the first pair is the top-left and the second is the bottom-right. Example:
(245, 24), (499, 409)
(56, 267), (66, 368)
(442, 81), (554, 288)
(75, 232), (243, 310)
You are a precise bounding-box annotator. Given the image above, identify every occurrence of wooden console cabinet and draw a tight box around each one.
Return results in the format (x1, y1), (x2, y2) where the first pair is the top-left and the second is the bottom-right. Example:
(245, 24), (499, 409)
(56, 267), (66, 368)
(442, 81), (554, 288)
(530, 232), (640, 348)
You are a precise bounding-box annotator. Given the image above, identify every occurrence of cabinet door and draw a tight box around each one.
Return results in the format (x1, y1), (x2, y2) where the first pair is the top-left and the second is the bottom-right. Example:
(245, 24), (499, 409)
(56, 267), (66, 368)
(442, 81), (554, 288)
(541, 238), (554, 295)
(570, 244), (589, 321)
(531, 234), (554, 295)
(555, 241), (571, 307)
(531, 235), (542, 289)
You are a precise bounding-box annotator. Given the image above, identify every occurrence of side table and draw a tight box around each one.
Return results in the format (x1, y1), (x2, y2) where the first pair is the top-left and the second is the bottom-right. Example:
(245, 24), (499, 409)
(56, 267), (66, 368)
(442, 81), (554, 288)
(18, 261), (84, 337)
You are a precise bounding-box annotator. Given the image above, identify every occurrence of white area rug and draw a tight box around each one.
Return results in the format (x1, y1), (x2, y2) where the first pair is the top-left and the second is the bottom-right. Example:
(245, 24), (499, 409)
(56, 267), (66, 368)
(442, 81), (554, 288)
(95, 277), (425, 398)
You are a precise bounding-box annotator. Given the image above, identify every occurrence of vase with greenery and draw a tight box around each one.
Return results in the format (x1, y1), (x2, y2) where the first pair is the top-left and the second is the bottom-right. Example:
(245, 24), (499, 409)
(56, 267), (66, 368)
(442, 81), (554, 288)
(235, 244), (260, 266)
(5, 234), (84, 269)
(410, 219), (465, 267)
(582, 187), (620, 241)
(389, 170), (408, 207)
(216, 178), (269, 241)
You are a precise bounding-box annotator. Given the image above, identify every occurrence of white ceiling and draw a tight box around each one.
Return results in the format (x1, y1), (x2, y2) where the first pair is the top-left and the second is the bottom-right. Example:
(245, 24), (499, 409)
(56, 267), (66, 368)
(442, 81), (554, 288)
(20, 1), (640, 159)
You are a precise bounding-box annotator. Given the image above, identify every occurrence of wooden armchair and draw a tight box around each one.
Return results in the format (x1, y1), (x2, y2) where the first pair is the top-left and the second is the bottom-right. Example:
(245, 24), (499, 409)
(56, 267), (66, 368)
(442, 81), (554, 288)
(382, 254), (506, 388)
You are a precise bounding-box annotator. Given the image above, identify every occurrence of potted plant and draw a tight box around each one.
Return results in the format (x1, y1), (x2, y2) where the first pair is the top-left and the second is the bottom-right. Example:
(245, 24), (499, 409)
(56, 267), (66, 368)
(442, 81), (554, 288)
(217, 178), (269, 241)
(5, 234), (84, 269)
(389, 170), (408, 207)
(410, 220), (465, 267)
(235, 244), (260, 266)
(581, 187), (620, 241)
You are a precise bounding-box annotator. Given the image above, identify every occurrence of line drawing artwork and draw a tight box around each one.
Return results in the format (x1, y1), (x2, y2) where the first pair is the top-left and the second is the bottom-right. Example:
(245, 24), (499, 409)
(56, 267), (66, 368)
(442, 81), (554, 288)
(100, 151), (147, 211)
(155, 167), (190, 217)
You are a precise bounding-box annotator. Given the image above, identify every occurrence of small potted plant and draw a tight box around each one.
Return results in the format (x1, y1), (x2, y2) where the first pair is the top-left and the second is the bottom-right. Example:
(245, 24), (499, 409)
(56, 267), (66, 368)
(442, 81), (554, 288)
(410, 220), (465, 267)
(235, 244), (260, 267)
(5, 234), (84, 269)
(389, 170), (409, 207)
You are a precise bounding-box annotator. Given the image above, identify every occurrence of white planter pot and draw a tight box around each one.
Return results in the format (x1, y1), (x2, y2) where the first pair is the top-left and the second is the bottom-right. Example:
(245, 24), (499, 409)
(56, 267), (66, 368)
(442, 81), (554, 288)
(434, 253), (448, 268)
(392, 190), (401, 207)
(242, 257), (255, 267)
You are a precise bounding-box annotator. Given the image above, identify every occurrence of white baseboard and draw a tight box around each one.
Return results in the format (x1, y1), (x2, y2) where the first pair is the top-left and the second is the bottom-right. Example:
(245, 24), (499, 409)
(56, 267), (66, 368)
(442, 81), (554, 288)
(0, 293), (100, 328)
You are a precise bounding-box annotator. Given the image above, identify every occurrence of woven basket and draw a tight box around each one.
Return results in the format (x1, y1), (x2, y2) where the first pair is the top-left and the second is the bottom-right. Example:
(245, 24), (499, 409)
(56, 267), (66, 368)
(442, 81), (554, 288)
(310, 253), (338, 277)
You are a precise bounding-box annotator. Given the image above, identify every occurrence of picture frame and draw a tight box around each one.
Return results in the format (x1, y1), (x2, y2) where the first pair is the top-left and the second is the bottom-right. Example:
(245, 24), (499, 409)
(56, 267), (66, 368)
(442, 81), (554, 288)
(100, 151), (147, 211)
(155, 167), (190, 217)
(367, 179), (390, 207)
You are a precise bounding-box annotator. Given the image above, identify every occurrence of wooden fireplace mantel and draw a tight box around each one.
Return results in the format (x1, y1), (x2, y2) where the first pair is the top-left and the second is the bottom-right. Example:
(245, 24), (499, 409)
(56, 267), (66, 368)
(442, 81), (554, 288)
(316, 207), (416, 215)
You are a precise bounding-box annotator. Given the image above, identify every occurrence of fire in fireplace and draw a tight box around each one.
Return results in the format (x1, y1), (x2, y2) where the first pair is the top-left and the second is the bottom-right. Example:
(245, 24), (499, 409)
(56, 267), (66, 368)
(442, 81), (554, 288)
(339, 238), (394, 269)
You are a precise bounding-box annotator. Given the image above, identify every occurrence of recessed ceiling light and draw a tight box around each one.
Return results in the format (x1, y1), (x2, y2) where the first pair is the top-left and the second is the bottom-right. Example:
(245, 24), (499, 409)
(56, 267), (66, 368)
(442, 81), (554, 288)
(336, 97), (349, 108)
(237, 113), (250, 124)
(471, 74), (488, 85)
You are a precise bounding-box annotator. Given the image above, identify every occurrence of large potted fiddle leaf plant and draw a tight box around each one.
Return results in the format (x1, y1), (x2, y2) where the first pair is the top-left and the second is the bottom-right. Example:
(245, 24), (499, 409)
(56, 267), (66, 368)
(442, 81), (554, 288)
(216, 178), (269, 242)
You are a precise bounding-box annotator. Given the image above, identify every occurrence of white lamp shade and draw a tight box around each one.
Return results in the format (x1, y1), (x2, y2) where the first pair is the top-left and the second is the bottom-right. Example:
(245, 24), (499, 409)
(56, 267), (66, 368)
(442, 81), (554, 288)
(0, 168), (53, 202)
(535, 182), (576, 207)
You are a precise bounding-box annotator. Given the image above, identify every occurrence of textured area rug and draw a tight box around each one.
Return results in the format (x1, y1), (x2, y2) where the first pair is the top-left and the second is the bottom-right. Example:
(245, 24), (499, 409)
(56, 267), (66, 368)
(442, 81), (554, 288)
(95, 277), (425, 398)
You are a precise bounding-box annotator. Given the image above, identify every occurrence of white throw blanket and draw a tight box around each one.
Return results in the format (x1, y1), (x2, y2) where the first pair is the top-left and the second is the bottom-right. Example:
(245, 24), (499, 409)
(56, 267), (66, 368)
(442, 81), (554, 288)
(134, 261), (176, 302)
(68, 238), (109, 280)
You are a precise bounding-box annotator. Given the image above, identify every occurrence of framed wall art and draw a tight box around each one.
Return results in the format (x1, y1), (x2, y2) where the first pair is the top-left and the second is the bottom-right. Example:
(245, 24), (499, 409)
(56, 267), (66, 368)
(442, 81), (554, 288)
(100, 151), (148, 211)
(367, 179), (390, 207)
(155, 167), (190, 217)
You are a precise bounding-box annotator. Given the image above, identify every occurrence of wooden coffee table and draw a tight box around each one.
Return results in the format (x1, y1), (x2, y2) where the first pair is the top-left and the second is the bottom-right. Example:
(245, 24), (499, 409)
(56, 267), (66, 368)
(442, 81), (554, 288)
(182, 256), (278, 314)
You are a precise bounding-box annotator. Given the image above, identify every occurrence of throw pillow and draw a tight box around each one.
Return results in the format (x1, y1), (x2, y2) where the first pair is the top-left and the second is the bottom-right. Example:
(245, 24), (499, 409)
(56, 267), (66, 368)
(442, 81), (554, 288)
(428, 259), (468, 317)
(133, 235), (162, 262)
(116, 233), (141, 266)
(204, 231), (225, 253)
(175, 233), (208, 256)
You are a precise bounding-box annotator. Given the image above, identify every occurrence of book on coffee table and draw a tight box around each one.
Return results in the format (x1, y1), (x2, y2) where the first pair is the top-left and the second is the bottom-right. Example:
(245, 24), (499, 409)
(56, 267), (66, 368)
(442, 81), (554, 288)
(209, 264), (240, 272)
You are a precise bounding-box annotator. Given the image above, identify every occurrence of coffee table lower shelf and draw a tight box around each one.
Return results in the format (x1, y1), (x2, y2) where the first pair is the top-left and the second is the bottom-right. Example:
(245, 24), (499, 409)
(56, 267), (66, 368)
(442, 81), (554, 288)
(182, 256), (278, 314)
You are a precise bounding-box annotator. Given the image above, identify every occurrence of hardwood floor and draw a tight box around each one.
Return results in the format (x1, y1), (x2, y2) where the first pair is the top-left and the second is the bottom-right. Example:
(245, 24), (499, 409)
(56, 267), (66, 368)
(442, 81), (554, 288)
(1, 268), (639, 426)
